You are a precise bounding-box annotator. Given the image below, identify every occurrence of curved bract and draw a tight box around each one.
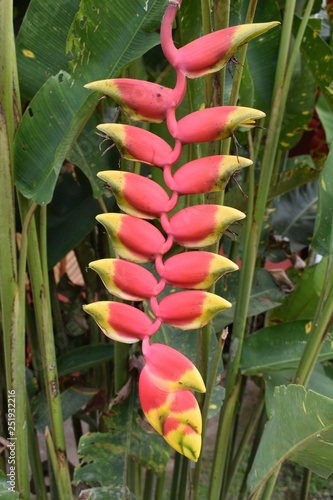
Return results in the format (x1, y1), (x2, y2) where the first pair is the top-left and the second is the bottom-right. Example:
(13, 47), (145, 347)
(84, 0), (276, 461)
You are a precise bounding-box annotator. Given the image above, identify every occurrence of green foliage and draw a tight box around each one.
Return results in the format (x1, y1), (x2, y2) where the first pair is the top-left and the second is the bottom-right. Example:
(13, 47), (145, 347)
(248, 385), (333, 493)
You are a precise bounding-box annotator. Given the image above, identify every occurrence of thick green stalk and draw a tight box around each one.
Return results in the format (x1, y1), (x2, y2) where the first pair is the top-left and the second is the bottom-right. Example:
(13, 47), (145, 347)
(294, 280), (333, 386)
(19, 201), (72, 497)
(0, 0), (17, 392)
(193, 330), (226, 497)
(208, 2), (315, 496)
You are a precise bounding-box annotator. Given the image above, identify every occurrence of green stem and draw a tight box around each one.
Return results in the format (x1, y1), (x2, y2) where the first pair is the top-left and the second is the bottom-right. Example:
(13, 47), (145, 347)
(259, 467), (280, 500)
(45, 427), (72, 500)
(19, 201), (72, 498)
(208, 2), (315, 495)
(224, 395), (265, 497)
(193, 329), (227, 497)
(300, 468), (311, 500)
(27, 398), (48, 500)
(294, 280), (333, 386)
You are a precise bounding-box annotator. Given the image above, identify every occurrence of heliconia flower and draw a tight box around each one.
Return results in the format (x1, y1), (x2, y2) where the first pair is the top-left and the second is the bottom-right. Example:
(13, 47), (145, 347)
(96, 123), (175, 168)
(88, 258), (158, 301)
(97, 170), (176, 219)
(159, 251), (238, 289)
(154, 290), (231, 330)
(85, 79), (180, 123)
(83, 301), (155, 343)
(139, 368), (202, 461)
(142, 342), (206, 393)
(167, 204), (245, 248)
(175, 106), (266, 144)
(96, 213), (165, 263)
(167, 155), (252, 194)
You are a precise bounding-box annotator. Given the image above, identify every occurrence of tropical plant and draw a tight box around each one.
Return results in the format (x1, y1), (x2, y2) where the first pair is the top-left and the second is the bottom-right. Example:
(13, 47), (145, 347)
(1, 0), (333, 499)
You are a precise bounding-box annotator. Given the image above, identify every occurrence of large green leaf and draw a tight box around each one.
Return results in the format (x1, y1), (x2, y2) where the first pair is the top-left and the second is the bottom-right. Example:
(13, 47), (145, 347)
(32, 386), (98, 433)
(264, 363), (333, 412)
(240, 320), (333, 376)
(46, 166), (115, 268)
(213, 269), (285, 329)
(296, 16), (333, 113)
(248, 385), (333, 494)
(57, 343), (114, 377)
(14, 0), (166, 204)
(279, 57), (317, 151)
(312, 144), (333, 255)
(16, 0), (81, 101)
(244, 0), (281, 114)
(269, 179), (318, 251)
(74, 398), (170, 490)
(0, 471), (19, 499)
(271, 258), (328, 322)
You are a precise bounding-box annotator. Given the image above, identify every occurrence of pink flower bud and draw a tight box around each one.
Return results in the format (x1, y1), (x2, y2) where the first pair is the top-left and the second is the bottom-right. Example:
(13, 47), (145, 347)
(168, 155), (252, 194)
(97, 170), (175, 219)
(85, 79), (178, 123)
(142, 342), (206, 393)
(96, 123), (174, 168)
(168, 204), (245, 248)
(83, 301), (154, 343)
(176, 22), (280, 78)
(97, 213), (165, 263)
(155, 290), (231, 330)
(160, 251), (238, 289)
(175, 106), (266, 144)
(88, 258), (158, 301)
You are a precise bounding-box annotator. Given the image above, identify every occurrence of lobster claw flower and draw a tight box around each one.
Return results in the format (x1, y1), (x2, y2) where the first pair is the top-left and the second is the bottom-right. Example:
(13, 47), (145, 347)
(155, 290), (231, 330)
(97, 170), (173, 219)
(167, 204), (245, 248)
(97, 213), (165, 263)
(142, 342), (206, 393)
(83, 301), (154, 343)
(139, 367), (202, 461)
(88, 259), (158, 301)
(169, 155), (252, 194)
(97, 123), (173, 168)
(176, 22), (280, 78)
(175, 106), (266, 144)
(85, 79), (177, 123)
(160, 251), (238, 289)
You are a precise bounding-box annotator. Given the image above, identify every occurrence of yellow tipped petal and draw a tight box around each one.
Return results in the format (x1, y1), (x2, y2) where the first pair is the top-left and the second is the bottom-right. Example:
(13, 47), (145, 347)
(85, 79), (176, 123)
(96, 123), (173, 167)
(97, 213), (165, 263)
(162, 251), (238, 289)
(97, 170), (170, 219)
(157, 291), (231, 330)
(176, 106), (266, 144)
(168, 205), (245, 248)
(89, 258), (158, 300)
(83, 301), (153, 343)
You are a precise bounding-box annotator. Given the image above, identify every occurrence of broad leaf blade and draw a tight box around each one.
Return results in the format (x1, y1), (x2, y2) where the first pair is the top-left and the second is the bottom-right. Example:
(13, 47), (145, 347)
(16, 0), (81, 101)
(248, 385), (333, 494)
(312, 144), (333, 255)
(14, 0), (166, 203)
(74, 398), (170, 490)
(57, 343), (114, 377)
(214, 269), (285, 329)
(240, 320), (333, 375)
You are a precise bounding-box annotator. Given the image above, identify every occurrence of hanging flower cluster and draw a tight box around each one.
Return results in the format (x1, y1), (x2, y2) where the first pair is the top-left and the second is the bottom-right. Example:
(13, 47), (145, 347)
(83, 0), (277, 461)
